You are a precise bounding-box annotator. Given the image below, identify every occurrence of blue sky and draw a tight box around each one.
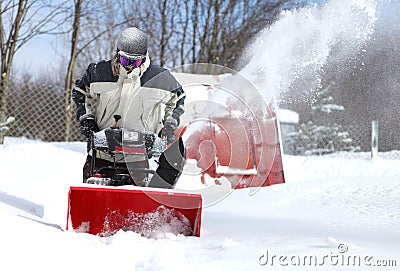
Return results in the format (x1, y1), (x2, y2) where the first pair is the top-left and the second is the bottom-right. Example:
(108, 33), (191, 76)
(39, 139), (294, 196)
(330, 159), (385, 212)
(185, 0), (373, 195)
(14, 35), (61, 73)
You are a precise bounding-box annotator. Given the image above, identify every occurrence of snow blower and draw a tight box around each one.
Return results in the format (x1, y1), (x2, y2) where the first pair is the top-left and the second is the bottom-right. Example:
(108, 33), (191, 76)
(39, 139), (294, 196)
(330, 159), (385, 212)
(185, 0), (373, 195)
(67, 116), (202, 237)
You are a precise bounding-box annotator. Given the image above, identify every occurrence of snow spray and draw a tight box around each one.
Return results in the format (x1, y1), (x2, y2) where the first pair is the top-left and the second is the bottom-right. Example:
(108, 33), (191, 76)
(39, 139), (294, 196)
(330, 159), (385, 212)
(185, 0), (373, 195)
(240, 0), (400, 150)
(240, 0), (380, 102)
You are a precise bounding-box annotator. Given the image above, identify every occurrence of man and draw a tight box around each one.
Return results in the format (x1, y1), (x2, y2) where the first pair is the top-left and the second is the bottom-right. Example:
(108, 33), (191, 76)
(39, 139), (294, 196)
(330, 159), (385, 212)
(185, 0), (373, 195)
(72, 27), (185, 189)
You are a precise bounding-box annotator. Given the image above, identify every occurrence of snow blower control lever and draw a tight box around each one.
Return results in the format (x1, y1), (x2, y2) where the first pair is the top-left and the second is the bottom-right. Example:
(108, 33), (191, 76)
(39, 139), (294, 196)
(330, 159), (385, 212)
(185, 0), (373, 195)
(113, 114), (121, 128)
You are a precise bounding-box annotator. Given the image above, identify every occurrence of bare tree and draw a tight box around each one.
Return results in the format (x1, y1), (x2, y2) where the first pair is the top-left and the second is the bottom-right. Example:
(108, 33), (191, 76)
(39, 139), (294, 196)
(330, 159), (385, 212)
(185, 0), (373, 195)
(180, 1), (190, 66)
(193, 0), (293, 69)
(116, 0), (300, 70)
(0, 0), (69, 143)
(64, 0), (82, 141)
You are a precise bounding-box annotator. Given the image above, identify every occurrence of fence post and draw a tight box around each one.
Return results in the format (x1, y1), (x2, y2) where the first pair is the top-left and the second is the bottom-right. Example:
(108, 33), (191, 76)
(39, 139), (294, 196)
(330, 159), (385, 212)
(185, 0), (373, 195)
(371, 120), (378, 159)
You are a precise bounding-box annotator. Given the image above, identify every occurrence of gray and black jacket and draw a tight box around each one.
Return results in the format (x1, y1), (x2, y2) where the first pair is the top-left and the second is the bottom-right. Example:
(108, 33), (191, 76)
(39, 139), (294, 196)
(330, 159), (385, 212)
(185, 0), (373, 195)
(72, 58), (184, 133)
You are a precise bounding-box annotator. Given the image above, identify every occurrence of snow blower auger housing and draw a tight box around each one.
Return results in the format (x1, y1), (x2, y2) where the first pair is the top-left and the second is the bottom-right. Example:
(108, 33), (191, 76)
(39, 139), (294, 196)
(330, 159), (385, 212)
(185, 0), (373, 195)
(67, 116), (202, 237)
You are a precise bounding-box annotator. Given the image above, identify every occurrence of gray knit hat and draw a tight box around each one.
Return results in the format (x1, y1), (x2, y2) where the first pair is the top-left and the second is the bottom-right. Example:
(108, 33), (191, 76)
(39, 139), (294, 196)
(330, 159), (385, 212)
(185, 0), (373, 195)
(116, 27), (147, 60)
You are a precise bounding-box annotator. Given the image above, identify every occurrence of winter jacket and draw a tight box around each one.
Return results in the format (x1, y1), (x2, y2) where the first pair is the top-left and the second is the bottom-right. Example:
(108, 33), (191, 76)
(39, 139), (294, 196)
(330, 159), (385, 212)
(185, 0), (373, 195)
(72, 57), (184, 161)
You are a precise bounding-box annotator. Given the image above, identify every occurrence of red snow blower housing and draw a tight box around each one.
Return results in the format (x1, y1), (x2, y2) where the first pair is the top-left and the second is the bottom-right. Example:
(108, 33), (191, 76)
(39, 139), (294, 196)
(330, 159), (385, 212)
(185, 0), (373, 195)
(67, 116), (202, 237)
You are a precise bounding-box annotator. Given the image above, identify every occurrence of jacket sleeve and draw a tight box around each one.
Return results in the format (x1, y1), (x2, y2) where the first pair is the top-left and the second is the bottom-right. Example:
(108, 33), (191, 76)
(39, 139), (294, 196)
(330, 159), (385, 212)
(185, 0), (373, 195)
(161, 70), (185, 125)
(140, 66), (185, 126)
(72, 63), (95, 121)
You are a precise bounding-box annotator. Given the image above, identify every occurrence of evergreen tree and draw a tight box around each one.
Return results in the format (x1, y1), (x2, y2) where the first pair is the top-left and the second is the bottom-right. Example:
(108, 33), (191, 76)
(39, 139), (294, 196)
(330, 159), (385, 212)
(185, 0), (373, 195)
(285, 83), (360, 155)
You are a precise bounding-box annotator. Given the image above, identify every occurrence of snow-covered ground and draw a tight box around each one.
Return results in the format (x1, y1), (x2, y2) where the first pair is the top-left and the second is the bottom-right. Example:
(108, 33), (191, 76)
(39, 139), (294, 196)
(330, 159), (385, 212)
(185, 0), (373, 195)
(0, 137), (399, 271)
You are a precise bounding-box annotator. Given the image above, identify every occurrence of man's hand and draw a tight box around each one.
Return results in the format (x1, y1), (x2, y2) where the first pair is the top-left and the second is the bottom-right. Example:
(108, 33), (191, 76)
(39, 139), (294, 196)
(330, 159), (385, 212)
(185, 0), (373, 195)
(161, 116), (178, 144)
(79, 114), (99, 138)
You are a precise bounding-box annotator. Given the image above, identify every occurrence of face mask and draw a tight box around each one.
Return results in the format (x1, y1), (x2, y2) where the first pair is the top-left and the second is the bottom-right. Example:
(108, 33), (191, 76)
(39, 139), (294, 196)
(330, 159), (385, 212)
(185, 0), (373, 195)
(119, 65), (141, 79)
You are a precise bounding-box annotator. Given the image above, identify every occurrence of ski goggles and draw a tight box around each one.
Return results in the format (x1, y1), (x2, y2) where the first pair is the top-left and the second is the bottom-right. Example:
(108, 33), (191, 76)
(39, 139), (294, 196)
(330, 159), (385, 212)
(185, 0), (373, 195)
(118, 55), (144, 68)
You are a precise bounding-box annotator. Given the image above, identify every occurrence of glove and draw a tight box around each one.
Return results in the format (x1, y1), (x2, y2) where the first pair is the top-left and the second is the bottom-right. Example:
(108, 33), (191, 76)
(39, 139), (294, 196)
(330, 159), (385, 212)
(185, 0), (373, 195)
(79, 114), (99, 138)
(160, 116), (178, 144)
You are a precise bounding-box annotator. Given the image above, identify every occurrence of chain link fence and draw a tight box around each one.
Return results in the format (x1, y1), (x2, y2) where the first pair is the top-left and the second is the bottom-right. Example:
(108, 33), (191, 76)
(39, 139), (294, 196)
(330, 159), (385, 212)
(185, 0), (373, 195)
(281, 119), (400, 159)
(2, 81), (400, 160)
(4, 80), (84, 142)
